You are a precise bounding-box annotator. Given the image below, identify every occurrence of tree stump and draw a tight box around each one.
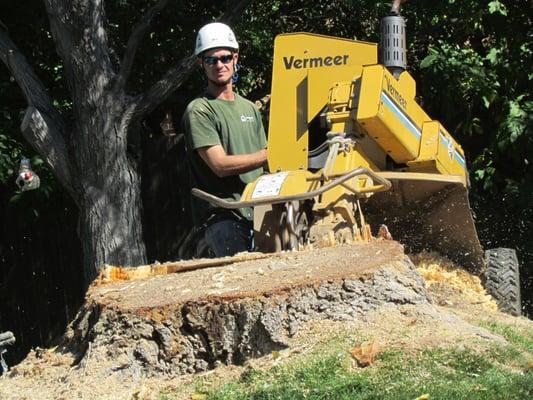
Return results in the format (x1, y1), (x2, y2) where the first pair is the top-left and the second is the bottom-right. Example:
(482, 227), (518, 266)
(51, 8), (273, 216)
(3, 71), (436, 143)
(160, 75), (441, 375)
(62, 241), (430, 377)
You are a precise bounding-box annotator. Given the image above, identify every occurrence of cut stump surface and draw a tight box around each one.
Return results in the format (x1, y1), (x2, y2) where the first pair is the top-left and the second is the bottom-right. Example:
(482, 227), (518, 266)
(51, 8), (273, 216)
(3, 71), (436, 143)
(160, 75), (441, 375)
(63, 240), (430, 377)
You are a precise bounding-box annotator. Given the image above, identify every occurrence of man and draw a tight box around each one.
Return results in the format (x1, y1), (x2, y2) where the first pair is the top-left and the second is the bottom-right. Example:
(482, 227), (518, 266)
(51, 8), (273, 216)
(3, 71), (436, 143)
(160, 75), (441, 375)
(182, 22), (267, 257)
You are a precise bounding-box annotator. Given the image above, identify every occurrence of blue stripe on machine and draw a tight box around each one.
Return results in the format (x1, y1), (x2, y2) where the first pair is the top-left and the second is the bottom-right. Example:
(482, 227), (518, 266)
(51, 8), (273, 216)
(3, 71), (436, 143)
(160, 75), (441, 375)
(455, 151), (466, 168)
(380, 92), (421, 140)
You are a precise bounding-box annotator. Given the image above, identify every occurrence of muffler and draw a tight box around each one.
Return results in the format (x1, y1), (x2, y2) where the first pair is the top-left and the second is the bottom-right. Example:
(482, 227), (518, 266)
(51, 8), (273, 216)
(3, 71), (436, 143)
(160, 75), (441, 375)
(380, 0), (407, 79)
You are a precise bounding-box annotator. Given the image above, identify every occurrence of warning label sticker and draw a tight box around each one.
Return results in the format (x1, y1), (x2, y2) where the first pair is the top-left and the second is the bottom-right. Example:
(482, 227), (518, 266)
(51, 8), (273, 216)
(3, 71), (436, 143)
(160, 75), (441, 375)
(251, 172), (289, 199)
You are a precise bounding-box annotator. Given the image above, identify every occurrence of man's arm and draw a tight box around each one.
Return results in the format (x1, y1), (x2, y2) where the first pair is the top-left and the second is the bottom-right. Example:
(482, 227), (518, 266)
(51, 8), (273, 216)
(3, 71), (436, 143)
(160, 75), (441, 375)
(197, 145), (267, 178)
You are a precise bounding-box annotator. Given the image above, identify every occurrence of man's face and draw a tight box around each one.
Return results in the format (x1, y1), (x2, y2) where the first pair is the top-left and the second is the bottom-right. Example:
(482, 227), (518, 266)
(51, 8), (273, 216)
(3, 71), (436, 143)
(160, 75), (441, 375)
(200, 48), (238, 87)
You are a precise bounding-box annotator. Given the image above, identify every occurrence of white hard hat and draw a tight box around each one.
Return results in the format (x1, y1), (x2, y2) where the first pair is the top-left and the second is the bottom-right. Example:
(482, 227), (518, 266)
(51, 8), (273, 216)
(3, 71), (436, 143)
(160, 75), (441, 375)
(195, 22), (239, 56)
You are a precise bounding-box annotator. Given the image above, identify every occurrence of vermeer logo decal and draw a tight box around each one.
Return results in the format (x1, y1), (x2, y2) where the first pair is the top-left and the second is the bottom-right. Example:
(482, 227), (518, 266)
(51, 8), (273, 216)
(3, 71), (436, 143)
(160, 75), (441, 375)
(283, 54), (349, 70)
(384, 76), (407, 110)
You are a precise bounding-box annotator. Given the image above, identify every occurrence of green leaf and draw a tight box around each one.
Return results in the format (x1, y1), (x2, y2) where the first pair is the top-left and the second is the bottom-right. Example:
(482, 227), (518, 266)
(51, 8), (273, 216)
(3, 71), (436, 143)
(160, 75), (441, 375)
(32, 157), (44, 167)
(486, 48), (499, 65)
(488, 1), (508, 16)
(9, 193), (22, 204)
(420, 54), (438, 69)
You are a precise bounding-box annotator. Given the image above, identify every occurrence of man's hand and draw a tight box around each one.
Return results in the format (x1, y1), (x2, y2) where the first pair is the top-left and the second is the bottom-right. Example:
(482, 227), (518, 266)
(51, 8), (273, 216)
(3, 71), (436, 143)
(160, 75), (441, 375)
(197, 145), (267, 177)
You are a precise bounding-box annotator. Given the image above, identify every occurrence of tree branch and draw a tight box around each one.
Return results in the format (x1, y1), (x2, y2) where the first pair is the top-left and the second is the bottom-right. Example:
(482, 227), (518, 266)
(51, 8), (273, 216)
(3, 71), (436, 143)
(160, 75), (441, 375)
(21, 107), (73, 193)
(0, 31), (57, 114)
(0, 29), (72, 187)
(132, 55), (196, 117)
(44, 0), (114, 99)
(114, 0), (170, 93)
(133, 0), (253, 118)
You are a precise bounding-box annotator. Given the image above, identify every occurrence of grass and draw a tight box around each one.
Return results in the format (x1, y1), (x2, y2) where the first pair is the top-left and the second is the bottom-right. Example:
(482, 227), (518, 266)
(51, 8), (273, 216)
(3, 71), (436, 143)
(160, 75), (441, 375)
(478, 319), (533, 353)
(186, 325), (533, 400)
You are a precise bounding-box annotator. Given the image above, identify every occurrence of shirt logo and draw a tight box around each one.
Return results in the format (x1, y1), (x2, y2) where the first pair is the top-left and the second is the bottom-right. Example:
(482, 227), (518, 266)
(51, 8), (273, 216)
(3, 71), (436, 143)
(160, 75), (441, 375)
(240, 115), (254, 122)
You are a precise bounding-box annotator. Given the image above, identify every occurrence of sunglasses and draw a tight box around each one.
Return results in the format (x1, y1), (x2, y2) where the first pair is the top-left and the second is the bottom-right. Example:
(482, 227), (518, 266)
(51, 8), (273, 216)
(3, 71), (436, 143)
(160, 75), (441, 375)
(202, 54), (234, 66)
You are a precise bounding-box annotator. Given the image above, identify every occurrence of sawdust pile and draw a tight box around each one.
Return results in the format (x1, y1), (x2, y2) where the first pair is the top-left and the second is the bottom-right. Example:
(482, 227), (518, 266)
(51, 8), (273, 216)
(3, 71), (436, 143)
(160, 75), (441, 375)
(412, 251), (497, 311)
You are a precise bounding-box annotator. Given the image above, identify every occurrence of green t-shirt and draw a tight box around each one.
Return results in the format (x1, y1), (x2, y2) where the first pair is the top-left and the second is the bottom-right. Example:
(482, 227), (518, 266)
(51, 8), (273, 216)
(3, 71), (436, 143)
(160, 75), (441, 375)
(182, 93), (267, 224)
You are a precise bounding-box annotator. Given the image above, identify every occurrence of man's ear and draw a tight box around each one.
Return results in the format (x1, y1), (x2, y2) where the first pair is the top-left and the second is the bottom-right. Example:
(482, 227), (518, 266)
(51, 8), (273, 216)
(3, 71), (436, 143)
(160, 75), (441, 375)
(196, 57), (204, 68)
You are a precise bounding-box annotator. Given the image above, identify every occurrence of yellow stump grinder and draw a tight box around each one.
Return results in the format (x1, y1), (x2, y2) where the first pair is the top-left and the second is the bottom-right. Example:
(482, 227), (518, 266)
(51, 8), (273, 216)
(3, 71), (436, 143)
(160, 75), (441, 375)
(192, 1), (522, 315)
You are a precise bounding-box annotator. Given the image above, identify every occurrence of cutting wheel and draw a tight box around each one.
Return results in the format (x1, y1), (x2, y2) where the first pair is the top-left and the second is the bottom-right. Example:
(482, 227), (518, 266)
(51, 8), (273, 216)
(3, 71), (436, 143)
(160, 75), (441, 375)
(272, 201), (312, 251)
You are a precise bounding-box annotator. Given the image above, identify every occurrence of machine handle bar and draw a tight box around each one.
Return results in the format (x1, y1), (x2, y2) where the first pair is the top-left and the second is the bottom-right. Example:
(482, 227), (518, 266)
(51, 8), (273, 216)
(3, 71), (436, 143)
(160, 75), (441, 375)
(191, 167), (391, 209)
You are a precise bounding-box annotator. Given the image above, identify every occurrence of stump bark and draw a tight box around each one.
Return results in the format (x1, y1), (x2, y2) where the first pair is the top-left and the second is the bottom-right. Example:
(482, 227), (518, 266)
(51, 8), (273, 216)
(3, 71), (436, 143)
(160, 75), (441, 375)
(62, 241), (431, 377)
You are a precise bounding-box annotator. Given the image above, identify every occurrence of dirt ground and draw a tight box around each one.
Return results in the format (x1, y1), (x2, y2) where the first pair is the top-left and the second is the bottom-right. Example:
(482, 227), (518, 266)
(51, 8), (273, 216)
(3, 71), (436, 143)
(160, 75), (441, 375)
(0, 241), (531, 400)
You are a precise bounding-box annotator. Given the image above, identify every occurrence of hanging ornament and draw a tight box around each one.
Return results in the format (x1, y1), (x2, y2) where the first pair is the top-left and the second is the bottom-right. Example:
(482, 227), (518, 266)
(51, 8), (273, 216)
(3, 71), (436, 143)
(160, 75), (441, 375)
(15, 158), (40, 191)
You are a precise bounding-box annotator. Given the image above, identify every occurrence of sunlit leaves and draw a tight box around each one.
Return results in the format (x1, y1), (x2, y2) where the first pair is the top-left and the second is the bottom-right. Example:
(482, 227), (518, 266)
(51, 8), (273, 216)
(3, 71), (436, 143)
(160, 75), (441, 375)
(419, 52), (437, 69)
(420, 41), (499, 136)
(497, 96), (531, 147)
(485, 48), (499, 65)
(488, 1), (508, 16)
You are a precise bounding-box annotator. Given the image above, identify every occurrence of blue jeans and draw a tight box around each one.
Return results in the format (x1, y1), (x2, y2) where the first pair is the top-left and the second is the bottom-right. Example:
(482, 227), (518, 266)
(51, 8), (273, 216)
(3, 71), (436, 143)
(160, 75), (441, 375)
(204, 219), (253, 257)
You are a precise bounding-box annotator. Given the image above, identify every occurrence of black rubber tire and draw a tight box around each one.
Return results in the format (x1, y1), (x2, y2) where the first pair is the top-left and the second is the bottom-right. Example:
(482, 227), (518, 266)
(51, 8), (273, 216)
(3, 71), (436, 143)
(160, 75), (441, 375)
(484, 248), (522, 316)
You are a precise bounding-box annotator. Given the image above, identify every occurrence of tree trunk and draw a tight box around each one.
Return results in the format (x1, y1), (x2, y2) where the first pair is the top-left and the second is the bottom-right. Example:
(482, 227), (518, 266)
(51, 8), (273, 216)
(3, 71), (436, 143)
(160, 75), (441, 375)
(77, 146), (146, 282)
(73, 97), (147, 282)
(42, 0), (149, 280)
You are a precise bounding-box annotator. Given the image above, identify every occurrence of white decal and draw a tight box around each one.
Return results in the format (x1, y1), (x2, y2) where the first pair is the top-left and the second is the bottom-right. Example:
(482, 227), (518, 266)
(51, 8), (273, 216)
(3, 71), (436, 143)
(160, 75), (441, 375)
(251, 172), (289, 198)
(440, 131), (455, 160)
(447, 140), (454, 159)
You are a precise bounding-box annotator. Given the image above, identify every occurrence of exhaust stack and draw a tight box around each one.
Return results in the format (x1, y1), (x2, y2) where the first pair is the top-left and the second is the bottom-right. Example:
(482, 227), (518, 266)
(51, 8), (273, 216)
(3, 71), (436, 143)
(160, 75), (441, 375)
(380, 0), (407, 79)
